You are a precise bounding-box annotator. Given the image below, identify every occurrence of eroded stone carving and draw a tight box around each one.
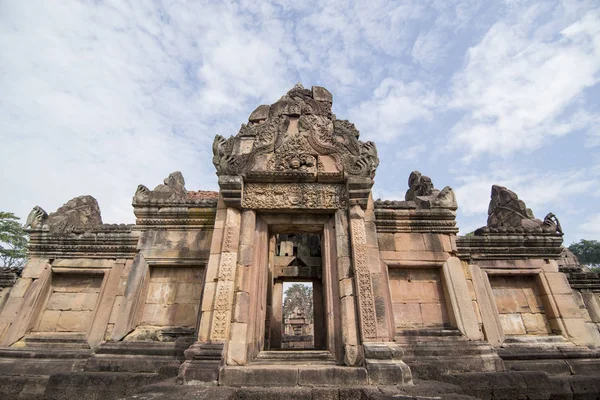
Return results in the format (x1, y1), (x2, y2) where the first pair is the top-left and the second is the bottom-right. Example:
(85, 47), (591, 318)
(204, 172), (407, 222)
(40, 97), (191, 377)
(404, 171), (457, 210)
(242, 183), (347, 210)
(46, 195), (103, 234)
(212, 84), (379, 180)
(478, 185), (562, 234)
(24, 206), (48, 229)
(133, 171), (190, 204)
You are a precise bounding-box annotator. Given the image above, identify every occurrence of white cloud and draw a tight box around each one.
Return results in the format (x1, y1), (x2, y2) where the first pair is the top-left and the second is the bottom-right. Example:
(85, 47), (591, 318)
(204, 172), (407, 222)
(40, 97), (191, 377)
(577, 213), (600, 239)
(449, 6), (600, 158)
(349, 78), (437, 142)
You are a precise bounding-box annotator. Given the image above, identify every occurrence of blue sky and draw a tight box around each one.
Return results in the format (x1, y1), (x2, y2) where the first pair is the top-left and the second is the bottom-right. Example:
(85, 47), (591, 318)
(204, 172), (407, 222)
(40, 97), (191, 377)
(1, 0), (599, 244)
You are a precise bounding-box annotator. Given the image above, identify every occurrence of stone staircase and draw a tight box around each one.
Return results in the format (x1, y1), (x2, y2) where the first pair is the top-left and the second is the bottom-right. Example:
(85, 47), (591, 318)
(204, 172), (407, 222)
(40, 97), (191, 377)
(252, 350), (337, 365)
(498, 335), (600, 375)
(395, 329), (504, 379)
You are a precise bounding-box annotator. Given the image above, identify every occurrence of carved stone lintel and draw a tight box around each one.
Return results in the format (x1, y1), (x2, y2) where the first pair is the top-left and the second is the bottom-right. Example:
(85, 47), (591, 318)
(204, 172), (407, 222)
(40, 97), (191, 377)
(242, 183), (347, 210)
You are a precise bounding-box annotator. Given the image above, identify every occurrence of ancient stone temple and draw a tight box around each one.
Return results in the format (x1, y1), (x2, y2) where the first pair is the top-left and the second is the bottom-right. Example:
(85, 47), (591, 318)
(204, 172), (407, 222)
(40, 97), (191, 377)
(1, 84), (600, 399)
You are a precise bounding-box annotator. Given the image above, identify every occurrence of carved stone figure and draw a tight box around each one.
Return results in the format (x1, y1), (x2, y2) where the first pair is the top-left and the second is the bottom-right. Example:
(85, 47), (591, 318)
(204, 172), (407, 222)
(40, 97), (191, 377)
(404, 171), (457, 210)
(486, 185), (543, 229)
(211, 84), (379, 180)
(543, 212), (563, 234)
(46, 195), (103, 234)
(24, 206), (48, 229)
(133, 171), (189, 203)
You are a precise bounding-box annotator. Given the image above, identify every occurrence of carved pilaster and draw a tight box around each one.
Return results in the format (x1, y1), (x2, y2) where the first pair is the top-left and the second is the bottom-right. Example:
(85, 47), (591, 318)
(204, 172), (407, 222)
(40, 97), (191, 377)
(349, 205), (378, 341)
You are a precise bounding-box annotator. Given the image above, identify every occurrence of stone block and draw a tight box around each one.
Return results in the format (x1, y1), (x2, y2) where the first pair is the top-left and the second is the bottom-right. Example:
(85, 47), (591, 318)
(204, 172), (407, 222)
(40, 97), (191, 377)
(238, 244), (254, 266)
(377, 234), (395, 251)
(201, 282), (218, 312)
(542, 273), (573, 295)
(340, 296), (358, 345)
(561, 318), (595, 345)
(72, 292), (100, 311)
(175, 303), (199, 327)
(337, 256), (352, 280)
(47, 293), (76, 311)
(581, 292), (600, 322)
(472, 300), (483, 325)
(522, 286), (544, 313)
(227, 341), (247, 366)
(553, 294), (582, 318)
(422, 234), (446, 253)
(339, 278), (354, 298)
(10, 278), (32, 298)
(499, 314), (526, 335)
(174, 283), (197, 304)
(141, 303), (170, 325)
(109, 296), (123, 324)
(298, 366), (368, 386)
(0, 296), (24, 323)
(205, 254), (221, 283)
(146, 282), (177, 305)
(493, 287), (527, 314)
(421, 302), (449, 327)
(21, 259), (49, 279)
(233, 292), (249, 323)
(220, 366), (298, 387)
(394, 233), (425, 252)
(392, 303), (422, 328)
(57, 310), (92, 332)
(36, 310), (61, 331)
(521, 313), (551, 334)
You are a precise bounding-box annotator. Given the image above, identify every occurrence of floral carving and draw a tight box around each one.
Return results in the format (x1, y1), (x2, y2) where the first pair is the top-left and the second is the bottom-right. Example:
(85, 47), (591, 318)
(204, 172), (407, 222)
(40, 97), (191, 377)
(242, 183), (347, 210)
(350, 219), (378, 339)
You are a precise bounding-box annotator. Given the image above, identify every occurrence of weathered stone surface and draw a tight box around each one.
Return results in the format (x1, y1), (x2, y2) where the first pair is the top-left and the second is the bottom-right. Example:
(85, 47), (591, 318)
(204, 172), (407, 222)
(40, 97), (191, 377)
(404, 171), (457, 210)
(212, 83), (378, 182)
(44, 195), (102, 234)
(477, 185), (562, 234)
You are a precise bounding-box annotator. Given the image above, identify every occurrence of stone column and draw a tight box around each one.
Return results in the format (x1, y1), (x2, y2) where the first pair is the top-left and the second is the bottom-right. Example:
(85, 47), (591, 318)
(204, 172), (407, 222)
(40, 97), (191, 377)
(179, 196), (241, 384)
(348, 204), (389, 341)
(227, 209), (256, 365)
(441, 257), (481, 340)
(270, 280), (283, 349)
(313, 280), (326, 349)
(334, 209), (361, 366)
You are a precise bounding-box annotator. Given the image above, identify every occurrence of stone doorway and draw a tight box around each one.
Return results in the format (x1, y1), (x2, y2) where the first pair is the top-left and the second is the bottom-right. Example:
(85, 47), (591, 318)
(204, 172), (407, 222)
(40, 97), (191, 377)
(266, 233), (326, 350)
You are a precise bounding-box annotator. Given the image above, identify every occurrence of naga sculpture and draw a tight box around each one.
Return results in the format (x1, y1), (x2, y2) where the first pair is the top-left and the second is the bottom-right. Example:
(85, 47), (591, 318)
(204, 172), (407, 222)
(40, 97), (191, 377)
(480, 185), (562, 234)
(24, 206), (48, 229)
(134, 171), (188, 203)
(404, 171), (457, 210)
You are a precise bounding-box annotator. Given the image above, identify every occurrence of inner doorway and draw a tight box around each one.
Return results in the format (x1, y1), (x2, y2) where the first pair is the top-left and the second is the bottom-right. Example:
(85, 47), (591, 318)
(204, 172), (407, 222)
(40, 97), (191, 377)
(266, 233), (326, 350)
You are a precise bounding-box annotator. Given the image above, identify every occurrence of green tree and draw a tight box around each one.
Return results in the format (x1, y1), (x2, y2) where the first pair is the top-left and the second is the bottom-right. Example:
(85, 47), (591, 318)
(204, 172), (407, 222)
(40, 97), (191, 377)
(568, 239), (600, 272)
(282, 283), (313, 322)
(0, 212), (28, 269)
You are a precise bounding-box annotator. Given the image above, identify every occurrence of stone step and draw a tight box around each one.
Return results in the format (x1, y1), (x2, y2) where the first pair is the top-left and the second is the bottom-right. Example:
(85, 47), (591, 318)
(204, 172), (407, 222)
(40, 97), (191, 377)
(220, 365), (368, 387)
(254, 350), (336, 364)
(21, 332), (90, 349)
(0, 374), (49, 399)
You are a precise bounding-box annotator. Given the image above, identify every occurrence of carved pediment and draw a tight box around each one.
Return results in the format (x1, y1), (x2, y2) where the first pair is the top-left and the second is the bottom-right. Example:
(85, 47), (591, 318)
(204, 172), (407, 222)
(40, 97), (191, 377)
(212, 84), (379, 183)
